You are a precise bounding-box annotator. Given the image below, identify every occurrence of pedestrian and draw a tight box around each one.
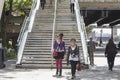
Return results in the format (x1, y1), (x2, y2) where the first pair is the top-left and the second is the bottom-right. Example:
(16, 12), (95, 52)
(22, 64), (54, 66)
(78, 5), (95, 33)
(105, 39), (117, 71)
(87, 37), (96, 66)
(118, 41), (120, 50)
(70, 0), (75, 14)
(50, 0), (52, 4)
(40, 0), (46, 10)
(67, 38), (80, 79)
(53, 33), (66, 76)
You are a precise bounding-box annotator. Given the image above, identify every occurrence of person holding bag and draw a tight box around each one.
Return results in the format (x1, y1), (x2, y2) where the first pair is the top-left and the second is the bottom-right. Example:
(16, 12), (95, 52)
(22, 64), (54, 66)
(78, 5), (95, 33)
(53, 33), (66, 76)
(67, 38), (80, 79)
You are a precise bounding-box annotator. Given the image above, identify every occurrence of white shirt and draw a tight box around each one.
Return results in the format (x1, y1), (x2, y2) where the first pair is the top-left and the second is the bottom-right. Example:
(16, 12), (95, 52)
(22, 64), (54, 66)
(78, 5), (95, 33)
(69, 46), (79, 61)
(71, 0), (75, 4)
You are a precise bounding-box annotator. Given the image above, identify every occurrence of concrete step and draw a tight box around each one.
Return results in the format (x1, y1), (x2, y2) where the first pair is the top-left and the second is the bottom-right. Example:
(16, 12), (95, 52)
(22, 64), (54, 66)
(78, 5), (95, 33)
(23, 52), (51, 55)
(16, 64), (70, 69)
(30, 31), (78, 34)
(28, 34), (80, 37)
(24, 50), (51, 53)
(25, 44), (82, 47)
(24, 46), (82, 50)
(27, 36), (81, 39)
(26, 38), (81, 41)
(21, 61), (67, 64)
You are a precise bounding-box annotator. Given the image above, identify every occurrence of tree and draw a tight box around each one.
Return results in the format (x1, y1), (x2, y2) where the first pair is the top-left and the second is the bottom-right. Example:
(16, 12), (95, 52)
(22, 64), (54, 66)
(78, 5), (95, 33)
(1, 0), (33, 47)
(5, 0), (33, 16)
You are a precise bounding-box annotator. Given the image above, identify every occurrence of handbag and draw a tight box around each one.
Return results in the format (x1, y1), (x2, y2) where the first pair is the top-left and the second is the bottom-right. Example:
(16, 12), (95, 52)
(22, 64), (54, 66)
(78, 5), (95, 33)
(77, 64), (82, 71)
(53, 50), (58, 59)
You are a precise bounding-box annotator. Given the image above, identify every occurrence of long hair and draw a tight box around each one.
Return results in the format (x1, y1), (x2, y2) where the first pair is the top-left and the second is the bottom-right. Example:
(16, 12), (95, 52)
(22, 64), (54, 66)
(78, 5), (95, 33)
(108, 39), (114, 44)
(59, 33), (64, 40)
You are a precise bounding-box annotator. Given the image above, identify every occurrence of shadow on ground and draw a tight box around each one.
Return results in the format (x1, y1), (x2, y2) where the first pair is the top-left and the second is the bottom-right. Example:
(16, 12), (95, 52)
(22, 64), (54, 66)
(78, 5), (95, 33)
(65, 66), (120, 80)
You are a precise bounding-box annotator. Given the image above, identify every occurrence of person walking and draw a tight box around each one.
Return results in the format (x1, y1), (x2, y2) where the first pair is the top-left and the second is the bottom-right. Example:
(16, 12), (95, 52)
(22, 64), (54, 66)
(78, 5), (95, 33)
(118, 41), (120, 50)
(53, 33), (66, 76)
(70, 0), (75, 14)
(40, 0), (46, 10)
(105, 39), (117, 71)
(67, 38), (80, 79)
(87, 38), (96, 66)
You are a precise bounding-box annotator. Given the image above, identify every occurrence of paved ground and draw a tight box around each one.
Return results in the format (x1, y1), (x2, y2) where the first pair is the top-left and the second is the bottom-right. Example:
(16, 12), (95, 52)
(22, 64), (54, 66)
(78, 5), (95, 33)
(0, 48), (120, 80)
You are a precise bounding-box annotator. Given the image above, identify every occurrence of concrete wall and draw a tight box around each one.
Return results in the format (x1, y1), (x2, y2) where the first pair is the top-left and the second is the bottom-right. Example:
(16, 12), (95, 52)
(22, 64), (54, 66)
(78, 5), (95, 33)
(0, 0), (4, 20)
(79, 0), (120, 2)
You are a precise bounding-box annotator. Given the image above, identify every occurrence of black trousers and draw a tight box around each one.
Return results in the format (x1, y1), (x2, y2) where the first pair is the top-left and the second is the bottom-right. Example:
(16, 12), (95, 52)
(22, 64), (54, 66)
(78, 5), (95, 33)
(70, 3), (75, 14)
(70, 61), (78, 76)
(41, 2), (45, 10)
(107, 55), (115, 70)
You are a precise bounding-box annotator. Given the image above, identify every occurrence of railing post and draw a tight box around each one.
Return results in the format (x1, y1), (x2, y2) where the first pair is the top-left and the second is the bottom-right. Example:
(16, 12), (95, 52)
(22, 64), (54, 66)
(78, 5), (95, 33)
(51, 0), (58, 69)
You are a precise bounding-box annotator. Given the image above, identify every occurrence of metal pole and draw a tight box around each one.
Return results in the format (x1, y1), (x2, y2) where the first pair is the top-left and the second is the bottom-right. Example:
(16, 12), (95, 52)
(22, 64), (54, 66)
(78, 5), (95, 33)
(100, 29), (103, 46)
(111, 26), (113, 40)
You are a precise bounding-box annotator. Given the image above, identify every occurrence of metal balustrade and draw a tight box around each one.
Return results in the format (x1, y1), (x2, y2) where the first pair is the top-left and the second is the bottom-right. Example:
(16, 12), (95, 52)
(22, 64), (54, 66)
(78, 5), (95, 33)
(75, 0), (89, 64)
(51, 0), (58, 69)
(16, 0), (40, 64)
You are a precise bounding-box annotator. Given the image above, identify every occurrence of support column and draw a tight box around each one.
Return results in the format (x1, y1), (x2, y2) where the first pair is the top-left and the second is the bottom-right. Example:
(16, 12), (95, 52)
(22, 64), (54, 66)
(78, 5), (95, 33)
(111, 26), (114, 40)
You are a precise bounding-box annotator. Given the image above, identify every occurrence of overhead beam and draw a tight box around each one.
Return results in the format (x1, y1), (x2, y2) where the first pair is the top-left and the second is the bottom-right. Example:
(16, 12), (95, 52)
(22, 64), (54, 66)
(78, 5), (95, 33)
(109, 19), (120, 24)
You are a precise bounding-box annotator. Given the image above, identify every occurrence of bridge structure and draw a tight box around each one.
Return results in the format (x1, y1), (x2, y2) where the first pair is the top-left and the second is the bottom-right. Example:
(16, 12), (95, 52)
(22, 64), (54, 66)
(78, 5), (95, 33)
(0, 0), (118, 69)
(79, 0), (120, 28)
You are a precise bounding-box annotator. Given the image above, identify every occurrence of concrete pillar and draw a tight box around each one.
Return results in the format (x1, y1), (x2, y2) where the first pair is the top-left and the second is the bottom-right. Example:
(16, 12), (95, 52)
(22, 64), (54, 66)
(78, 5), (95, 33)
(0, 0), (4, 20)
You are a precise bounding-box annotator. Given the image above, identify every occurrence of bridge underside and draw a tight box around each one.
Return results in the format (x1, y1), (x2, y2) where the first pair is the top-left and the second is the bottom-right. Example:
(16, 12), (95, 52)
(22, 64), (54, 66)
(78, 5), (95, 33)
(79, 2), (120, 27)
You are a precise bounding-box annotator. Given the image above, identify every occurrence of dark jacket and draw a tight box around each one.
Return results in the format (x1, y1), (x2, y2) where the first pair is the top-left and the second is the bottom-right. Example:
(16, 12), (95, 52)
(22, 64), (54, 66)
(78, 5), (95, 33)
(105, 42), (117, 57)
(40, 0), (46, 3)
(67, 45), (79, 65)
(118, 42), (120, 49)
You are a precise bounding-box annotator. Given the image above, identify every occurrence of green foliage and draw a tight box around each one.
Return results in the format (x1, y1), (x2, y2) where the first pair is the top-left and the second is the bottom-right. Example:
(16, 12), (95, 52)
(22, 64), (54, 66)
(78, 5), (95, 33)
(6, 51), (17, 59)
(113, 35), (120, 41)
(8, 40), (12, 48)
(5, 0), (34, 15)
(86, 27), (93, 34)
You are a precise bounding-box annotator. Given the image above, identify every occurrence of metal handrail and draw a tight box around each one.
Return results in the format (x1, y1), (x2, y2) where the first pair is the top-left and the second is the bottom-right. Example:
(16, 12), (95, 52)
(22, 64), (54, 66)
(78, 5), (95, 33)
(74, 0), (89, 64)
(17, 16), (28, 45)
(16, 0), (40, 64)
(51, 0), (58, 69)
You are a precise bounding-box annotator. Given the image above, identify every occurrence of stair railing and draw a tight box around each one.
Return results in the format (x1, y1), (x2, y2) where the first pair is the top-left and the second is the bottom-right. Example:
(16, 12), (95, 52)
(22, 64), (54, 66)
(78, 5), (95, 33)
(16, 0), (40, 64)
(0, 0), (4, 20)
(51, 0), (58, 69)
(74, 0), (89, 64)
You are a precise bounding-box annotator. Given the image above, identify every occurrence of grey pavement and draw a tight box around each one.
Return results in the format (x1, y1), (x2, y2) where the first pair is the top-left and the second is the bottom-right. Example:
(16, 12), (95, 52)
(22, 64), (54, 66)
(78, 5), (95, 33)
(0, 49), (120, 80)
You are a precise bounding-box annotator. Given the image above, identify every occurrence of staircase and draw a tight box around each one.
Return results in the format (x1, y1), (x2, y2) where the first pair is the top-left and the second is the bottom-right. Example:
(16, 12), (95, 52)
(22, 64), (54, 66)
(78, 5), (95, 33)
(17, 0), (86, 68)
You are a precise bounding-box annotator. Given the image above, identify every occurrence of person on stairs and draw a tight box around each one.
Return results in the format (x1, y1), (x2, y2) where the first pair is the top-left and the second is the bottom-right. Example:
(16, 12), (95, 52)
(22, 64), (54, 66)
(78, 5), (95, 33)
(105, 39), (117, 71)
(54, 33), (66, 76)
(67, 38), (80, 79)
(70, 0), (75, 14)
(40, 0), (46, 10)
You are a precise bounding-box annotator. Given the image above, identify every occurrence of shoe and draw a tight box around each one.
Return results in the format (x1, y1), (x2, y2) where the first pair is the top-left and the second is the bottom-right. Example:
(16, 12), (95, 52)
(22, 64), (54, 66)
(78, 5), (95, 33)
(71, 77), (74, 79)
(110, 68), (113, 71)
(56, 68), (59, 75)
(71, 76), (75, 79)
(59, 68), (62, 76)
